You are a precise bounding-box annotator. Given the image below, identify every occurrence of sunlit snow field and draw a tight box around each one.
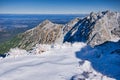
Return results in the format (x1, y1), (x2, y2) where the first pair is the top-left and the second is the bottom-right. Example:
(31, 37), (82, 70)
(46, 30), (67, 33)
(0, 42), (120, 80)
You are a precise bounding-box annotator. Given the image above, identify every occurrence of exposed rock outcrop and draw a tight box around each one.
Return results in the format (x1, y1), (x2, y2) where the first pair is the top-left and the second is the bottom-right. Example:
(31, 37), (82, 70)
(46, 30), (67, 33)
(63, 17), (80, 34)
(64, 11), (120, 47)
(18, 20), (63, 50)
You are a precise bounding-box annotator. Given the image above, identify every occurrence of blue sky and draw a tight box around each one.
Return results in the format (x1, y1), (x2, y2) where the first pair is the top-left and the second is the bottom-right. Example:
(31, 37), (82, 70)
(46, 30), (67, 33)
(0, 0), (120, 14)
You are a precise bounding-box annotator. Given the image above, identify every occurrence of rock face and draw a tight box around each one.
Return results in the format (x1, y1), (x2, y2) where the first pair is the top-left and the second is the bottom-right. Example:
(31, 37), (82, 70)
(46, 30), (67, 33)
(64, 11), (120, 47)
(18, 20), (63, 50)
(63, 17), (80, 34)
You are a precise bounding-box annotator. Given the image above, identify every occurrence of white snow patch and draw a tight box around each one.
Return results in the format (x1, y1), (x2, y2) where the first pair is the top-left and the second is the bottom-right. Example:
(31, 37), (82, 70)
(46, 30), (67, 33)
(7, 48), (28, 56)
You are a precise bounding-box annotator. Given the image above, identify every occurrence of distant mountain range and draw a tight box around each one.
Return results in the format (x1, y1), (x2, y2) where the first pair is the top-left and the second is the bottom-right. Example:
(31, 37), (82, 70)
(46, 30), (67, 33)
(0, 10), (120, 54)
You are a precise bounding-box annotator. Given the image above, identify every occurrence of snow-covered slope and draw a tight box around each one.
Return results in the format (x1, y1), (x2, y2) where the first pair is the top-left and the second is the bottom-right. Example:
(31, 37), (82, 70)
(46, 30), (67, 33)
(0, 42), (120, 80)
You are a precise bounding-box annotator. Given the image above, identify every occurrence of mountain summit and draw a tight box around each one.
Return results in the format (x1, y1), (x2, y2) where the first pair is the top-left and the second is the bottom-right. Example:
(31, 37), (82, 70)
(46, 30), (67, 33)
(64, 10), (120, 46)
(17, 20), (63, 50)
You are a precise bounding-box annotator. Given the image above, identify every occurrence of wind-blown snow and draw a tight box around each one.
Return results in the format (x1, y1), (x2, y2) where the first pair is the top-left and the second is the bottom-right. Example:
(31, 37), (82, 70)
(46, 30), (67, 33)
(0, 42), (119, 80)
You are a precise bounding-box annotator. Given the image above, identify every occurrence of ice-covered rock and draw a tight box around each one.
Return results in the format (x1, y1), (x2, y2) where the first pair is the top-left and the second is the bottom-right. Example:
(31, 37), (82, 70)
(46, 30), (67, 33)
(64, 11), (120, 47)
(63, 17), (80, 34)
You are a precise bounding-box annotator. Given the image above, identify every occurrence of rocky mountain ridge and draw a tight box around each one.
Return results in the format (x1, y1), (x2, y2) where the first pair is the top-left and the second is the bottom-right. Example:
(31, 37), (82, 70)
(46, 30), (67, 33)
(64, 11), (120, 46)
(0, 10), (120, 54)
(18, 10), (120, 49)
(17, 20), (63, 50)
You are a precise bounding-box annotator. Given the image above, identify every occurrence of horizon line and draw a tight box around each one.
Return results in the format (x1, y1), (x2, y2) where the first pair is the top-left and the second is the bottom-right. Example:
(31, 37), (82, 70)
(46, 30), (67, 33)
(0, 10), (119, 15)
(0, 13), (89, 15)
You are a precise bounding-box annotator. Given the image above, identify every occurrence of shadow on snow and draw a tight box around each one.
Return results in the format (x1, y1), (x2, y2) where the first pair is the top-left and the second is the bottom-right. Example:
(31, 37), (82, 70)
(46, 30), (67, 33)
(74, 40), (120, 80)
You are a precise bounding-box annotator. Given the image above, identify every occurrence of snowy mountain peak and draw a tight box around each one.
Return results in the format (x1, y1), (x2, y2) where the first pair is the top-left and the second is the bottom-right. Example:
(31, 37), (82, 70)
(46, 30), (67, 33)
(64, 11), (120, 47)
